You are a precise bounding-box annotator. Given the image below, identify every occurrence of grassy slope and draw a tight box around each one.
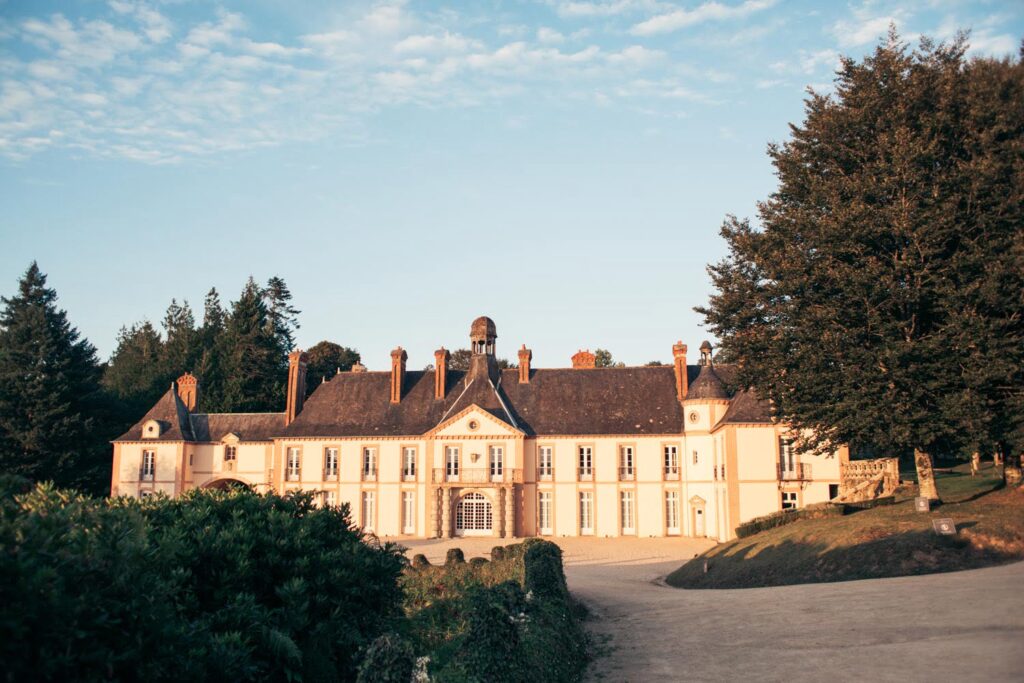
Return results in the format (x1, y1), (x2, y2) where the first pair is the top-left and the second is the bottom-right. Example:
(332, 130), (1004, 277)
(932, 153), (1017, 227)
(666, 463), (1024, 589)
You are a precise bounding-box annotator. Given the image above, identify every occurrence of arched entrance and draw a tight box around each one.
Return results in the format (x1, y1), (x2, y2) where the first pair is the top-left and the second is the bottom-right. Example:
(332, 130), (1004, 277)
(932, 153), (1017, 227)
(455, 492), (493, 536)
(201, 477), (251, 491)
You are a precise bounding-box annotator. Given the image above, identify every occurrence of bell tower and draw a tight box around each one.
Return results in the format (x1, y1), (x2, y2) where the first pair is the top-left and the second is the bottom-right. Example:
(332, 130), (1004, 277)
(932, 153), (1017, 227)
(468, 316), (499, 383)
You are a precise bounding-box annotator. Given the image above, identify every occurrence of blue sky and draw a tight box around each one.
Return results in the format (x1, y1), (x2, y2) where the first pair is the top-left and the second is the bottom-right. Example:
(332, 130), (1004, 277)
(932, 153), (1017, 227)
(1, 1), (1021, 369)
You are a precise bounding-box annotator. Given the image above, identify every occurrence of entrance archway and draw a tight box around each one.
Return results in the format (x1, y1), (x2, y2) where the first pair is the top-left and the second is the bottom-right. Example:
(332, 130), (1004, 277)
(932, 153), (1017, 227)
(455, 492), (493, 536)
(201, 477), (251, 491)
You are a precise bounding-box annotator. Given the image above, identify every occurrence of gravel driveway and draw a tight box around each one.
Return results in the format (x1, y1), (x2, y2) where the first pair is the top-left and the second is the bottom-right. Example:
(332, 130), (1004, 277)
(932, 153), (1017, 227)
(397, 537), (1024, 682)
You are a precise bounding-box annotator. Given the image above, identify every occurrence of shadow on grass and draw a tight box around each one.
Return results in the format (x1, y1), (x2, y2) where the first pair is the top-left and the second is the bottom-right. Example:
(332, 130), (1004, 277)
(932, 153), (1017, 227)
(666, 527), (1021, 590)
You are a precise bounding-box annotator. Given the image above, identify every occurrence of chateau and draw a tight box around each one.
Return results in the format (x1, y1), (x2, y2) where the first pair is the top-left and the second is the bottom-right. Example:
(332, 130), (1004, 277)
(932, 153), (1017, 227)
(111, 316), (854, 541)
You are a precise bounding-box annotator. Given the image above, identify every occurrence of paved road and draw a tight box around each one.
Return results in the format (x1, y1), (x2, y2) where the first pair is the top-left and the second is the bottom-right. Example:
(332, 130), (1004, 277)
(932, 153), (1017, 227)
(397, 537), (1024, 682)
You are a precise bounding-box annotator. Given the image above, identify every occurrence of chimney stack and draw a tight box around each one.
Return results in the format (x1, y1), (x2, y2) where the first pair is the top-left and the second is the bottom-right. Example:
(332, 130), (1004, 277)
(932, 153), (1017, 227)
(572, 349), (596, 369)
(672, 341), (688, 401)
(434, 347), (450, 399)
(351, 362), (367, 373)
(518, 345), (532, 383)
(286, 350), (308, 426)
(176, 372), (199, 411)
(390, 347), (408, 404)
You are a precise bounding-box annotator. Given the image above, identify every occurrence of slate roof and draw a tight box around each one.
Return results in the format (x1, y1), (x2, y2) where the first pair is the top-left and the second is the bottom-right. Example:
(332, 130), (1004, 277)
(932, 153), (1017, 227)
(115, 385), (285, 442)
(715, 388), (773, 425)
(687, 365), (730, 400)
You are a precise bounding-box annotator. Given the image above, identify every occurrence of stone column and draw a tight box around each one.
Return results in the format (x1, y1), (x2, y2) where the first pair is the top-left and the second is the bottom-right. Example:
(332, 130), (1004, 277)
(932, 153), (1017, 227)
(504, 485), (514, 538)
(495, 488), (503, 538)
(441, 488), (451, 539)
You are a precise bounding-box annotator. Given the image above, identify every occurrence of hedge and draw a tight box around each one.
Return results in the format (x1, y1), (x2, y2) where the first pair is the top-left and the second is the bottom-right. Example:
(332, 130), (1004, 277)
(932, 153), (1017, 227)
(735, 502), (844, 538)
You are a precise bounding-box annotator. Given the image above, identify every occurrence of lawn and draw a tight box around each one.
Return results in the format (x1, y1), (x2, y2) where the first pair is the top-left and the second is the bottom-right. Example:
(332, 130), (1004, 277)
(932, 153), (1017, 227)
(666, 463), (1024, 589)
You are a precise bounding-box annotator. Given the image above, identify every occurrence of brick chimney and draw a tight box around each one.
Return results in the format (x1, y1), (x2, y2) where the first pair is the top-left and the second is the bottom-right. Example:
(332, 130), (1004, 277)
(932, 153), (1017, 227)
(672, 341), (688, 401)
(285, 350), (308, 426)
(434, 347), (449, 399)
(572, 349), (596, 369)
(390, 347), (408, 404)
(176, 372), (199, 411)
(518, 344), (532, 383)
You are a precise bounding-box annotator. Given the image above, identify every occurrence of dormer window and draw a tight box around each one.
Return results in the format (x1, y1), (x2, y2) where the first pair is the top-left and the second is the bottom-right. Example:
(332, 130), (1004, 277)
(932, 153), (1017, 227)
(224, 446), (237, 462)
(142, 419), (161, 439)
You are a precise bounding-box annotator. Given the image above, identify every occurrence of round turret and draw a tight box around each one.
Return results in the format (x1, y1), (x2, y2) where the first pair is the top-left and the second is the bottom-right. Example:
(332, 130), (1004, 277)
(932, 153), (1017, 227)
(469, 316), (497, 356)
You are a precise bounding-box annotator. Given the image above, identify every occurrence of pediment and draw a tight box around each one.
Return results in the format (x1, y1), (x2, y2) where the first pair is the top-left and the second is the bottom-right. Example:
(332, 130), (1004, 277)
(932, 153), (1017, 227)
(428, 404), (523, 438)
(689, 495), (706, 505)
(221, 432), (241, 444)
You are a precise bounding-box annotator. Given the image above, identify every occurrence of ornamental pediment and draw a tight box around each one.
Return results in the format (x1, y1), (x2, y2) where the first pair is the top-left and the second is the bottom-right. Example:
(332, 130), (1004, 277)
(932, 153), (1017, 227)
(427, 404), (523, 438)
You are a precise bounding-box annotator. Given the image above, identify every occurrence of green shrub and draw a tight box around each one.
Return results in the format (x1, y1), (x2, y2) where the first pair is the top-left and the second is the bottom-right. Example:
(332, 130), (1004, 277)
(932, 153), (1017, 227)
(356, 632), (415, 683)
(468, 557), (489, 568)
(523, 540), (568, 602)
(411, 553), (431, 569)
(0, 482), (406, 681)
(445, 547), (466, 566)
(735, 503), (844, 538)
(490, 545), (506, 561)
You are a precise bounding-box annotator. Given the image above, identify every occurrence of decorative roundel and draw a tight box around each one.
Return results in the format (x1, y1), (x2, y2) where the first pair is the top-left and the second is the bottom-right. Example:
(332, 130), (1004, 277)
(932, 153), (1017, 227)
(468, 419), (479, 431)
(688, 411), (700, 423)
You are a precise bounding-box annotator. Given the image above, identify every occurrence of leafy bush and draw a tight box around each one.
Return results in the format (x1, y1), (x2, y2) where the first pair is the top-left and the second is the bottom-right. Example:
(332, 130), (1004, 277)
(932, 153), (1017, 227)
(523, 540), (568, 601)
(735, 502), (844, 538)
(468, 557), (489, 568)
(411, 553), (431, 569)
(0, 481), (406, 681)
(356, 632), (415, 683)
(445, 547), (466, 566)
(490, 545), (506, 561)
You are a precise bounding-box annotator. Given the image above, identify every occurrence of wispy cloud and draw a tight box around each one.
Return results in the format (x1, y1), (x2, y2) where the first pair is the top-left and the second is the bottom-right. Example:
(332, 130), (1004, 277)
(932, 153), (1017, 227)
(630, 0), (776, 36)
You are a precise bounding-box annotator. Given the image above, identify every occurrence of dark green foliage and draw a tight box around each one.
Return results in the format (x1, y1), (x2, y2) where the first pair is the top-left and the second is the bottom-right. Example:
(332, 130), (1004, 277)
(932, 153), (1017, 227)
(411, 553), (431, 569)
(437, 582), (526, 681)
(0, 482), (406, 681)
(523, 540), (569, 601)
(356, 632), (415, 683)
(490, 545), (506, 561)
(0, 263), (110, 492)
(445, 547), (465, 566)
(468, 557), (489, 568)
(734, 503), (845, 538)
(593, 349), (624, 368)
(263, 276), (301, 358)
(305, 340), (361, 397)
(216, 278), (287, 413)
(446, 349), (516, 371)
(696, 32), (1024, 480)
(160, 299), (198, 384)
(102, 321), (166, 413)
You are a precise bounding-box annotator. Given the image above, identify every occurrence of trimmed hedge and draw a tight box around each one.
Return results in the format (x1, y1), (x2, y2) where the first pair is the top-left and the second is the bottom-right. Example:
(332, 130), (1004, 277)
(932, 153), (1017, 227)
(356, 632), (415, 683)
(445, 547), (466, 566)
(735, 502), (844, 538)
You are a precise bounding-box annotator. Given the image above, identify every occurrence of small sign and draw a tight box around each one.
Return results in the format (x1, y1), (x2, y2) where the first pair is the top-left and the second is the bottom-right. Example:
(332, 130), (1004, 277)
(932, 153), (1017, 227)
(932, 519), (957, 536)
(914, 497), (930, 512)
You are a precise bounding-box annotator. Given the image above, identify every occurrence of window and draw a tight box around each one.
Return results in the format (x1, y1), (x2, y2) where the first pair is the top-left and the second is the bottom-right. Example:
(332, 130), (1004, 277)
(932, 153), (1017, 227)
(664, 445), (679, 479)
(579, 492), (594, 534)
(286, 448), (301, 481)
(619, 446), (634, 481)
(538, 492), (553, 535)
(324, 490), (336, 508)
(362, 447), (377, 481)
(401, 447), (417, 480)
(782, 491), (797, 510)
(224, 445), (236, 462)
(779, 437), (795, 474)
(140, 489), (154, 500)
(693, 450), (699, 465)
(620, 491), (635, 534)
(324, 447), (339, 480)
(665, 492), (680, 534)
(362, 492), (376, 531)
(578, 446), (593, 481)
(402, 491), (415, 534)
(141, 450), (156, 480)
(445, 446), (460, 481)
(538, 446), (553, 480)
(489, 446), (504, 481)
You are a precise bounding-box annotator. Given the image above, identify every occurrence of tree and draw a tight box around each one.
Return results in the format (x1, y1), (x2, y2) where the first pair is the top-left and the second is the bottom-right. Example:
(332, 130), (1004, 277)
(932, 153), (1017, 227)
(696, 32), (1024, 501)
(305, 341), (361, 396)
(594, 349), (624, 368)
(161, 299), (197, 379)
(219, 278), (287, 412)
(196, 288), (227, 412)
(0, 263), (107, 491)
(102, 322), (166, 414)
(263, 276), (300, 355)
(447, 349), (515, 370)
(644, 360), (667, 367)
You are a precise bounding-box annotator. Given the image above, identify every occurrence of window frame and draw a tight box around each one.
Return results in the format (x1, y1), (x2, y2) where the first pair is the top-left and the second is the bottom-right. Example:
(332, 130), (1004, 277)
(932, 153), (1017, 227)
(361, 445), (378, 481)
(577, 444), (594, 481)
(401, 445), (417, 481)
(323, 446), (339, 480)
(141, 449), (156, 480)
(286, 447), (302, 481)
(663, 443), (680, 480)
(537, 444), (554, 480)
(618, 443), (635, 481)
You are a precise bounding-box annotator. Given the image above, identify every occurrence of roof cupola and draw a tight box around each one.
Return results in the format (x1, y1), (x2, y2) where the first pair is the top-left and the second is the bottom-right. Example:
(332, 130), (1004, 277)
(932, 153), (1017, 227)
(699, 340), (714, 366)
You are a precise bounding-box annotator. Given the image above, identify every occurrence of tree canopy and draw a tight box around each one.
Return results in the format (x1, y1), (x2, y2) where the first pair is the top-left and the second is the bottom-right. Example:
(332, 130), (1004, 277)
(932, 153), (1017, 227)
(696, 32), (1024, 497)
(305, 341), (361, 396)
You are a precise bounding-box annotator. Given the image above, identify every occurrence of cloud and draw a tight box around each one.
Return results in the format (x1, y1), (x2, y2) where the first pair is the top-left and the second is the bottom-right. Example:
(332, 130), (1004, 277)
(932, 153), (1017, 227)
(557, 1), (662, 18)
(832, 15), (898, 48)
(630, 0), (775, 36)
(394, 32), (481, 54)
(537, 27), (565, 44)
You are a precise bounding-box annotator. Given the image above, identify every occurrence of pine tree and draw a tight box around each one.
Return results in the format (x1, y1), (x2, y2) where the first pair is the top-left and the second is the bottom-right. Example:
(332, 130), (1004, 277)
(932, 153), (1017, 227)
(696, 32), (1023, 501)
(102, 321), (166, 413)
(220, 278), (287, 412)
(0, 263), (107, 491)
(264, 276), (300, 356)
(161, 299), (197, 380)
(196, 288), (227, 412)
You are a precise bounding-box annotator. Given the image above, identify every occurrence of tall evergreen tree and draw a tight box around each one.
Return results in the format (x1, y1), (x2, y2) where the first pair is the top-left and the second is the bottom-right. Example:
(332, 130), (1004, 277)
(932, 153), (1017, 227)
(161, 298), (197, 379)
(0, 263), (107, 491)
(196, 288), (227, 412)
(220, 278), (287, 412)
(102, 321), (166, 414)
(264, 276), (300, 356)
(696, 32), (1023, 501)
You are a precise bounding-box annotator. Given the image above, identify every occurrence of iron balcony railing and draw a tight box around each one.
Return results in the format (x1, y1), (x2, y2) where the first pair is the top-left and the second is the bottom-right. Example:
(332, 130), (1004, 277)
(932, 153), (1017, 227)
(778, 463), (812, 480)
(618, 467), (635, 481)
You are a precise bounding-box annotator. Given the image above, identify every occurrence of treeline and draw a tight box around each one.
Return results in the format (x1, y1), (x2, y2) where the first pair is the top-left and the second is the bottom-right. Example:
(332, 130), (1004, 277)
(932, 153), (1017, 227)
(0, 264), (359, 495)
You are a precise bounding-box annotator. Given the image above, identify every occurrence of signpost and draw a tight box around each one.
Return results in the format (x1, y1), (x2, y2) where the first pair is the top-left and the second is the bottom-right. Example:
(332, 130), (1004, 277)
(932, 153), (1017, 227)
(914, 496), (930, 513)
(932, 519), (957, 536)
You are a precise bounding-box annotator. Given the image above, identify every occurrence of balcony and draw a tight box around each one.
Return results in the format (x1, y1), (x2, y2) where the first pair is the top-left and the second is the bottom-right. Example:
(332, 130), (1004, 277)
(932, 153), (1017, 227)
(402, 472), (416, 482)
(538, 469), (553, 482)
(323, 471), (338, 482)
(664, 468), (680, 481)
(618, 467), (635, 481)
(286, 472), (300, 482)
(140, 472), (154, 482)
(779, 463), (812, 481)
(362, 470), (377, 482)
(578, 469), (593, 482)
(432, 468), (523, 484)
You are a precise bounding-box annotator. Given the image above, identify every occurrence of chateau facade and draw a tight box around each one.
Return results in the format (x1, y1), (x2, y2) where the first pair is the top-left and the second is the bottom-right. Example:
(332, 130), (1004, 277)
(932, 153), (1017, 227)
(111, 317), (848, 542)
